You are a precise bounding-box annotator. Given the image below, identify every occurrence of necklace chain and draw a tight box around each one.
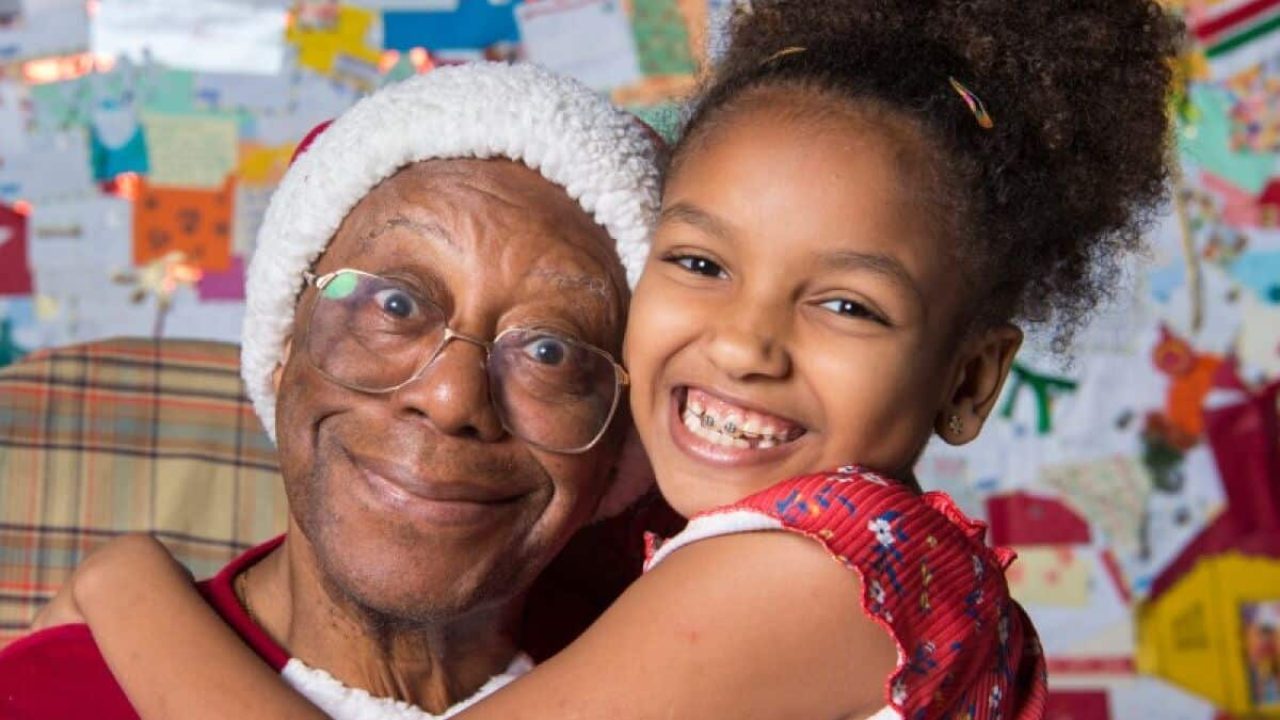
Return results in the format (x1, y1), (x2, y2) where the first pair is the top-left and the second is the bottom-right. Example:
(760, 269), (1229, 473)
(234, 565), (259, 627)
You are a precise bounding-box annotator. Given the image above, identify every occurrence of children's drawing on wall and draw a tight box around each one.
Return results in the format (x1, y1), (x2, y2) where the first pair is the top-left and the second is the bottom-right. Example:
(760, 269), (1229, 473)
(0, 0), (22, 27)
(1245, 601), (1280, 709)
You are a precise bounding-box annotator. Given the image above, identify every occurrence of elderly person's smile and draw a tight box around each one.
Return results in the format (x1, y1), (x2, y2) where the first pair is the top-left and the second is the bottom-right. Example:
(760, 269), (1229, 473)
(0, 62), (662, 720)
(274, 158), (631, 623)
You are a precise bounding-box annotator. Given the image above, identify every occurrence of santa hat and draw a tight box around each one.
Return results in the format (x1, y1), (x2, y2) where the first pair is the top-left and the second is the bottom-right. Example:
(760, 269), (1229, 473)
(242, 62), (661, 515)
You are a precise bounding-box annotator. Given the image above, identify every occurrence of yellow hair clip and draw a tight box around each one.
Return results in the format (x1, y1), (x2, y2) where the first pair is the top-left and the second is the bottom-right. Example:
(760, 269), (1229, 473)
(761, 46), (806, 67)
(948, 77), (995, 130)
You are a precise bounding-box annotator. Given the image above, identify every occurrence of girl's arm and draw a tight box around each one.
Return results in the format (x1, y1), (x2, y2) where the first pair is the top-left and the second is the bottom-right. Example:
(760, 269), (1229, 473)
(69, 534), (329, 720)
(76, 531), (897, 719)
(453, 530), (898, 719)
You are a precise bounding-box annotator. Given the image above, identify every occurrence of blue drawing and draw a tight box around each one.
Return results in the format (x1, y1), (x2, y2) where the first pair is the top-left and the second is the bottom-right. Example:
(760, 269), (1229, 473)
(383, 1), (523, 52)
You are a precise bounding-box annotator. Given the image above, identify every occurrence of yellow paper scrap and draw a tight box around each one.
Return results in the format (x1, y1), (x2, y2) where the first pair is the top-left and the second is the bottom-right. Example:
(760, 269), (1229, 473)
(238, 143), (297, 186)
(1006, 546), (1090, 608)
(287, 4), (382, 76)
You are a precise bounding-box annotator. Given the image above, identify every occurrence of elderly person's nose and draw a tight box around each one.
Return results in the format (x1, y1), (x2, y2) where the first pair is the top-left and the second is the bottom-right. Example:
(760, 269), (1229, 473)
(392, 340), (506, 442)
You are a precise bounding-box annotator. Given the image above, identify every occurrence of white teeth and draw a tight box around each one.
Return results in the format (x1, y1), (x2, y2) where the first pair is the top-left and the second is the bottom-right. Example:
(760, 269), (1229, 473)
(682, 393), (801, 450)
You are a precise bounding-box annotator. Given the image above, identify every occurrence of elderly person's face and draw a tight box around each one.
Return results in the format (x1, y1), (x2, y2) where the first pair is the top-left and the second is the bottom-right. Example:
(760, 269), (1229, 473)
(272, 158), (629, 622)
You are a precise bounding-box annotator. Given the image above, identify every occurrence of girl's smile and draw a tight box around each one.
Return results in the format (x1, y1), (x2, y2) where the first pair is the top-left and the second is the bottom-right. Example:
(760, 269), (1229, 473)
(622, 89), (1021, 518)
(670, 384), (809, 463)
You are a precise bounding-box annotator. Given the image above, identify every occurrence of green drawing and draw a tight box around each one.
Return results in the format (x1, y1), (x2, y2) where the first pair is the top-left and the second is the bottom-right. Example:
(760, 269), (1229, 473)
(999, 362), (1079, 435)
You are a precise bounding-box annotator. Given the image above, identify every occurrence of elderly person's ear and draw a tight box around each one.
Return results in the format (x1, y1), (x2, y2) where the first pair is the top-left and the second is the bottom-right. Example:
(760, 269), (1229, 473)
(271, 337), (293, 393)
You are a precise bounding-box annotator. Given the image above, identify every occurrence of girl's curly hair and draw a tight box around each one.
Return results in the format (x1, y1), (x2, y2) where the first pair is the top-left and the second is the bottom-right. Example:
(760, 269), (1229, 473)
(672, 0), (1183, 346)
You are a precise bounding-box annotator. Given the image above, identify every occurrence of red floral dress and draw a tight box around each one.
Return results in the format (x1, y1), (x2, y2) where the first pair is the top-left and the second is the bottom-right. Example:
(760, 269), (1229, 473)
(644, 467), (1049, 720)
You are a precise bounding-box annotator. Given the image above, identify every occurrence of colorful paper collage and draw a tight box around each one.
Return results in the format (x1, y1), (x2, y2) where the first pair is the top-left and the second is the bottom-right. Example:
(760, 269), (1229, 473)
(0, 4), (1278, 718)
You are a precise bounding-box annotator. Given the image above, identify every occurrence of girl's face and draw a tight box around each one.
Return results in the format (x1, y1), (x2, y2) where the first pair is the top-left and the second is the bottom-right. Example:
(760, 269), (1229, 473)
(625, 94), (1019, 518)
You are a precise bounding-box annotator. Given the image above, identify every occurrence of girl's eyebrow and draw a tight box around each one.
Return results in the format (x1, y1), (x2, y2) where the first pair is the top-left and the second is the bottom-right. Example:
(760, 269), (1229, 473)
(659, 202), (735, 243)
(822, 249), (923, 303)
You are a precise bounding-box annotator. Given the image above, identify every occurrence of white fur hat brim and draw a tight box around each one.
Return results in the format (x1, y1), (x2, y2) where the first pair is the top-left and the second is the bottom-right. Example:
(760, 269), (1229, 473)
(242, 63), (661, 516)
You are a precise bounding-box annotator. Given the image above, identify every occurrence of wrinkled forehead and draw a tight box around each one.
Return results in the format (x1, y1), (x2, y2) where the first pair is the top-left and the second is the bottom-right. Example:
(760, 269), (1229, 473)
(314, 158), (629, 327)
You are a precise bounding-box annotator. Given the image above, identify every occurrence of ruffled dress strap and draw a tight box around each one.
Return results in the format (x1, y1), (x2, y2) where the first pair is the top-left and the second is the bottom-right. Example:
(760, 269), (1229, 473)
(644, 467), (1048, 720)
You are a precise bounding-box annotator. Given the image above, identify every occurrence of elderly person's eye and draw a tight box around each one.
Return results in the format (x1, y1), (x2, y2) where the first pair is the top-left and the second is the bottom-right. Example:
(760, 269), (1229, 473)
(373, 288), (420, 320)
(522, 336), (569, 366)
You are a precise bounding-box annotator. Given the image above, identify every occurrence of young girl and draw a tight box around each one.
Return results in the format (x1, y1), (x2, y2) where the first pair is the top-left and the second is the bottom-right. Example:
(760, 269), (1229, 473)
(39, 0), (1179, 717)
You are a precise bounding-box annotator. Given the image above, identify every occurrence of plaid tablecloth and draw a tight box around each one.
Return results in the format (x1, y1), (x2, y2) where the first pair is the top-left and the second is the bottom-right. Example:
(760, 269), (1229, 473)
(0, 338), (288, 646)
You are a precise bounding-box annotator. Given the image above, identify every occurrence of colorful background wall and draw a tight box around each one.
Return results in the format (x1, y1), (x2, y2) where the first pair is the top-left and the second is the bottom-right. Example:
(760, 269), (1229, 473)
(0, 1), (1277, 718)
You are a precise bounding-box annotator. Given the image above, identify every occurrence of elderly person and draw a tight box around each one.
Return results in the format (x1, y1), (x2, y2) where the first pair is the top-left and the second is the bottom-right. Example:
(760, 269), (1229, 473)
(0, 63), (661, 719)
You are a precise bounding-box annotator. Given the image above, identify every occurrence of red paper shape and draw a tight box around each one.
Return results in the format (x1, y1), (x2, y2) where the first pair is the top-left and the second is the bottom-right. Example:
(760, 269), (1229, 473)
(1045, 689), (1110, 719)
(1149, 360), (1280, 600)
(986, 492), (1092, 546)
(0, 204), (33, 297)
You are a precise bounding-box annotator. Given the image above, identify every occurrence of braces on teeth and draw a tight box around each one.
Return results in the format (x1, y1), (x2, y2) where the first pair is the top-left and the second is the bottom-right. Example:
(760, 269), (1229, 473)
(682, 401), (797, 448)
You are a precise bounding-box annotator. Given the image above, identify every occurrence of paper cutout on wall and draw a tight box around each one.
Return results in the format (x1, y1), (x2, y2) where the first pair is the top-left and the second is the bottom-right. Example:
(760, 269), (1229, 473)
(630, 0), (696, 77)
(1152, 326), (1224, 438)
(91, 0), (287, 75)
(1200, 171), (1267, 227)
(134, 66), (196, 115)
(1006, 546), (1090, 607)
(133, 177), (234, 272)
(140, 112), (238, 189)
(28, 196), (133, 273)
(193, 73), (292, 117)
(0, 0), (88, 64)
(237, 142), (297, 186)
(1225, 56), (1280, 153)
(1193, 0), (1280, 81)
(0, 81), (27, 156)
(1182, 86), (1276, 194)
(516, 0), (642, 91)
(0, 204), (33, 297)
(286, 3), (382, 78)
(1138, 554), (1280, 716)
(0, 133), (94, 204)
(89, 107), (149, 181)
(987, 492), (1093, 546)
(0, 303), (32, 369)
(1229, 250), (1280, 304)
(1237, 292), (1280, 377)
(999, 362), (1079, 435)
(383, 1), (522, 52)
(1044, 690), (1112, 720)
(1041, 456), (1151, 556)
(197, 255), (244, 301)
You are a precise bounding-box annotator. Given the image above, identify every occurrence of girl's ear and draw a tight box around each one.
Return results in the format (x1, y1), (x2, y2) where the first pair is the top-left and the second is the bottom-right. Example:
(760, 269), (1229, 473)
(271, 336), (293, 394)
(934, 323), (1022, 445)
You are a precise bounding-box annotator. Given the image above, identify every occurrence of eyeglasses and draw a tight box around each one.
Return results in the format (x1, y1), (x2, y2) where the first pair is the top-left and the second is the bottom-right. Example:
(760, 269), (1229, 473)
(302, 268), (629, 454)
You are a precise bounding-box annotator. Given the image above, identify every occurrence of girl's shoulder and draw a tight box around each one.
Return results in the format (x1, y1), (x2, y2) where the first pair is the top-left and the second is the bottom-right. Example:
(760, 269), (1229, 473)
(645, 467), (1048, 720)
(647, 466), (1014, 574)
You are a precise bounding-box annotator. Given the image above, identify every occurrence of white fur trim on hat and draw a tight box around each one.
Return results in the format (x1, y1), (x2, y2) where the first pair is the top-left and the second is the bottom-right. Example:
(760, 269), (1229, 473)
(243, 62), (660, 441)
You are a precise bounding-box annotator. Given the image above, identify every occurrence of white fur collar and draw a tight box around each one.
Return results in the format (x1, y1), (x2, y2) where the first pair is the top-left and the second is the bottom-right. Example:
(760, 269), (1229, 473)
(280, 653), (534, 719)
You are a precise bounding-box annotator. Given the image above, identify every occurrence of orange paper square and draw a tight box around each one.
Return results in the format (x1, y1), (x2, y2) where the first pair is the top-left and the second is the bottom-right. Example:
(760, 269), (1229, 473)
(133, 177), (235, 272)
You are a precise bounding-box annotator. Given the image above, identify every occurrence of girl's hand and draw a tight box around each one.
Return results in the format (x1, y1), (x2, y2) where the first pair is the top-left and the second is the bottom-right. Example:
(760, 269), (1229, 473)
(30, 579), (84, 631)
(30, 534), (188, 633)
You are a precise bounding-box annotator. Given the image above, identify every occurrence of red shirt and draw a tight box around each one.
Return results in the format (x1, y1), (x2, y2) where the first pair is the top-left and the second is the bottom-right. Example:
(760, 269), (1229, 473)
(0, 537), (288, 720)
(0, 494), (671, 719)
